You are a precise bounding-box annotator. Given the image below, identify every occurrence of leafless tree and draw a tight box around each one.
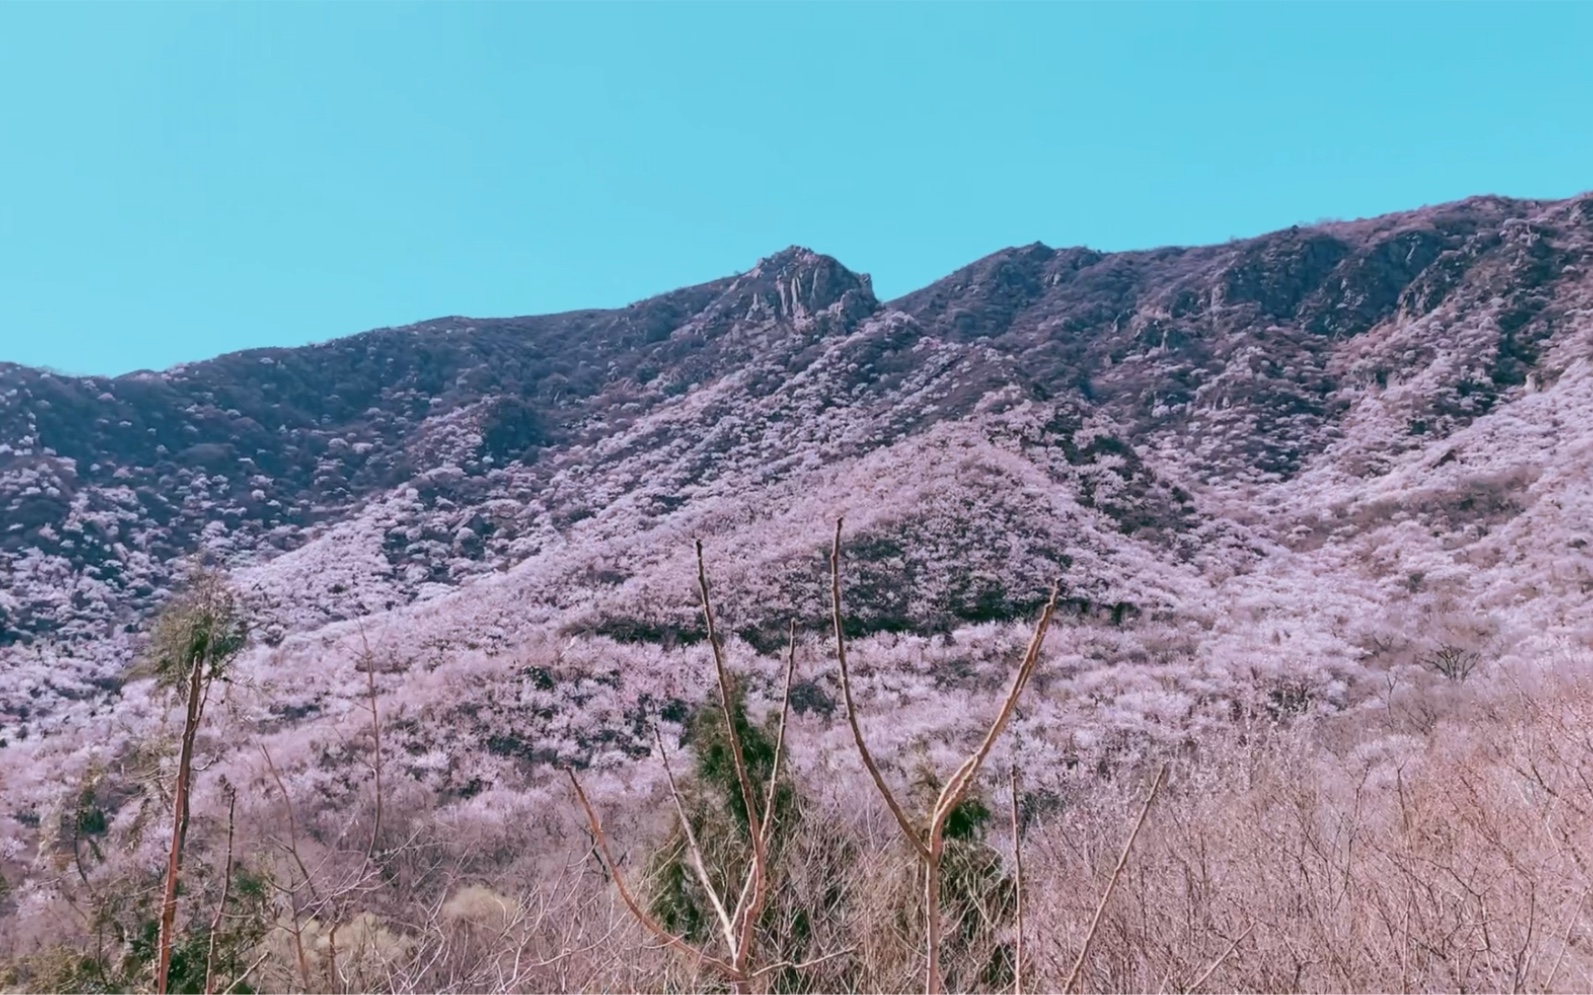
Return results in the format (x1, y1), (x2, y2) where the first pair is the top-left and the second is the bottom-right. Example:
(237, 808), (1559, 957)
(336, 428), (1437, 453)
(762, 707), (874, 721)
(567, 539), (802, 992)
(147, 568), (249, 995)
(829, 518), (1060, 994)
(1427, 643), (1482, 682)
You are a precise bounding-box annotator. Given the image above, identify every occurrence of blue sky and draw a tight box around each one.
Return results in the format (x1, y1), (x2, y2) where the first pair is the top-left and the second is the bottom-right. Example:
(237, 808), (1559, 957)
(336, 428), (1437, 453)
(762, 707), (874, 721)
(1, 3), (1589, 376)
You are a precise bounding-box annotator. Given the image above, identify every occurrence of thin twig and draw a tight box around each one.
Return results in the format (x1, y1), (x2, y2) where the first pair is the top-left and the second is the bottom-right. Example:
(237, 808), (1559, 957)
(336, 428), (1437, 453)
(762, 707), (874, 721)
(565, 768), (744, 983)
(1010, 762), (1025, 995)
(1185, 922), (1254, 992)
(1543, 886), (1588, 992)
(358, 621), (383, 861)
(217, 947), (276, 995)
(1064, 763), (1168, 994)
(758, 619), (800, 853)
(203, 782), (238, 995)
(731, 617), (800, 975)
(750, 946), (858, 978)
(259, 745), (315, 991)
(654, 723), (739, 953)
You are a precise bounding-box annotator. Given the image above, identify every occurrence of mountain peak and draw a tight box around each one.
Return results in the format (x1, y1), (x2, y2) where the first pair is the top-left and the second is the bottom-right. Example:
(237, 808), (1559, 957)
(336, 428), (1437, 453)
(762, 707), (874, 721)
(752, 244), (827, 270)
(734, 246), (878, 324)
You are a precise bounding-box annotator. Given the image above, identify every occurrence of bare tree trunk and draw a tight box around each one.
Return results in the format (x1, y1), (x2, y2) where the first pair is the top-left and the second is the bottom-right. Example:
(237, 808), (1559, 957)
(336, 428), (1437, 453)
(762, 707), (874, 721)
(157, 652), (209, 994)
(925, 844), (944, 995)
(1011, 763), (1025, 995)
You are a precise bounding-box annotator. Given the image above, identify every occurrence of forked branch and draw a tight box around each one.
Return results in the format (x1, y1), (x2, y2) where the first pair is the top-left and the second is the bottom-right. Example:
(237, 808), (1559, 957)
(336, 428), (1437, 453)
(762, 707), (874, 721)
(568, 543), (799, 989)
(697, 540), (770, 872)
(565, 770), (742, 982)
(931, 580), (1060, 837)
(654, 724), (739, 952)
(830, 518), (930, 860)
(694, 540), (781, 974)
(829, 517), (1062, 994)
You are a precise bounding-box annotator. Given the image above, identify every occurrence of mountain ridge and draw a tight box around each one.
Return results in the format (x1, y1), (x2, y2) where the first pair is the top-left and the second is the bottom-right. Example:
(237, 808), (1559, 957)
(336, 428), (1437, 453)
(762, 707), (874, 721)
(3, 191), (1592, 778)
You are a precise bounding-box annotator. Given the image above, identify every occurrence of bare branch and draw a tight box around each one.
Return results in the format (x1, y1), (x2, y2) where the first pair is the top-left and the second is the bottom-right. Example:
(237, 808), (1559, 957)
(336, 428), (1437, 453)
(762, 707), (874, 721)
(654, 723), (739, 955)
(932, 581), (1060, 834)
(259, 745), (316, 991)
(157, 618), (212, 994)
(203, 781), (238, 995)
(1185, 921), (1255, 993)
(217, 947), (276, 995)
(830, 518), (929, 860)
(696, 540), (769, 867)
(1064, 763), (1168, 994)
(358, 620), (383, 861)
(1010, 763), (1025, 995)
(758, 618), (799, 853)
(750, 945), (858, 978)
(732, 618), (801, 969)
(565, 768), (745, 983)
(696, 539), (777, 979)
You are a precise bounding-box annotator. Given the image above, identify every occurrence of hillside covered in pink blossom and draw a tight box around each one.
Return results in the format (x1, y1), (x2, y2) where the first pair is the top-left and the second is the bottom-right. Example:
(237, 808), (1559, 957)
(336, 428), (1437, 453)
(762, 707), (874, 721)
(3, 192), (1593, 912)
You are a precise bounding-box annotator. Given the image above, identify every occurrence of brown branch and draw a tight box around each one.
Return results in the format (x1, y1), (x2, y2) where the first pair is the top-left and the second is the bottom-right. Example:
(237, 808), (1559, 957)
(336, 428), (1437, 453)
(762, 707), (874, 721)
(1010, 763), (1025, 995)
(932, 581), (1060, 831)
(1063, 763), (1168, 994)
(259, 745), (315, 991)
(759, 618), (799, 853)
(217, 947), (275, 995)
(830, 518), (1063, 994)
(357, 621), (383, 862)
(203, 781), (238, 995)
(654, 723), (738, 952)
(157, 642), (211, 995)
(696, 541), (768, 864)
(731, 618), (801, 971)
(924, 838), (945, 994)
(829, 518), (929, 860)
(750, 945), (858, 978)
(1185, 921), (1254, 993)
(923, 581), (1058, 994)
(324, 919), (344, 995)
(565, 768), (745, 983)
(696, 539), (775, 978)
(1544, 887), (1589, 992)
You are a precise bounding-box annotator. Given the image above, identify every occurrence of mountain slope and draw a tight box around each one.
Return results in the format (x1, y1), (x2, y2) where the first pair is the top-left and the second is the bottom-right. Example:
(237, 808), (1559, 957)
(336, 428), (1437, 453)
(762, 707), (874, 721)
(2, 194), (1592, 788)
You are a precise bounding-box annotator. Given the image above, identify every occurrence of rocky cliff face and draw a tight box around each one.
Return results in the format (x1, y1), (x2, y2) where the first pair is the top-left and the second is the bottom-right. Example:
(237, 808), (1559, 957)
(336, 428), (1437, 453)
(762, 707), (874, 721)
(3, 195), (1592, 775)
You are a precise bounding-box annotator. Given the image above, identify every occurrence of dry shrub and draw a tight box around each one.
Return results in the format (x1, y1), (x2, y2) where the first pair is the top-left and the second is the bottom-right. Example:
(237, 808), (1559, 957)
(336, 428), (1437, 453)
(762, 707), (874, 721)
(13, 664), (1593, 993)
(1020, 667), (1593, 993)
